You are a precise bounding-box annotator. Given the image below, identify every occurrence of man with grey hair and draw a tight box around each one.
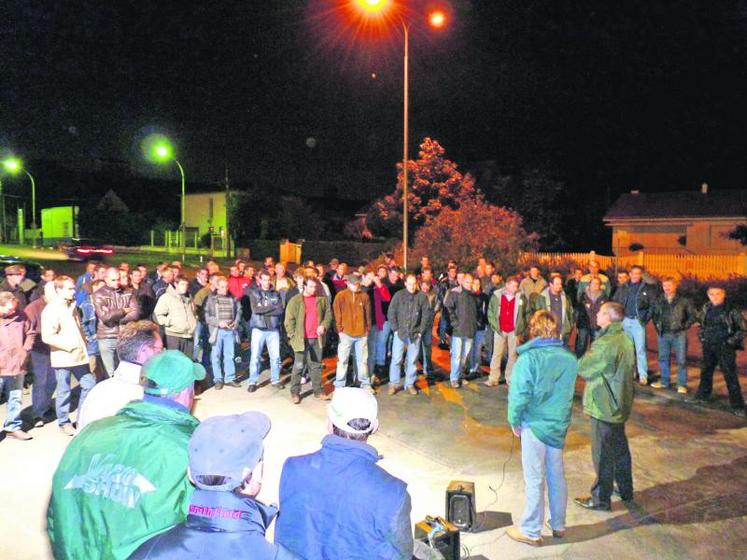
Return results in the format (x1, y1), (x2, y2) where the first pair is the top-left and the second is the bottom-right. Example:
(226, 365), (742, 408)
(575, 301), (636, 511)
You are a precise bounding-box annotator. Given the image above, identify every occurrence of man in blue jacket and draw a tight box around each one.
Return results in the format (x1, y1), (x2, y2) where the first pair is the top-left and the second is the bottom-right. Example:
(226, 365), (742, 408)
(276, 387), (414, 559)
(507, 310), (578, 546)
(130, 411), (297, 559)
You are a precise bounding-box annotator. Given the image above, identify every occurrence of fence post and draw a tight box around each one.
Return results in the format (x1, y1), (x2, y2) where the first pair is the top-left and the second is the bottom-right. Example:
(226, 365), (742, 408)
(637, 250), (645, 267)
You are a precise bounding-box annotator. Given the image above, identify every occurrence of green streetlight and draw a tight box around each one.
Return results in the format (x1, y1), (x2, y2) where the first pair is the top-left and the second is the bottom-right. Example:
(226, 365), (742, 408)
(2, 157), (37, 248)
(143, 135), (186, 262)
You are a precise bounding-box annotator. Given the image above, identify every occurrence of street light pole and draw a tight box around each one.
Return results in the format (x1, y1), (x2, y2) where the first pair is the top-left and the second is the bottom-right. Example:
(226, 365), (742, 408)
(174, 159), (186, 263)
(24, 170), (36, 248)
(402, 22), (409, 272)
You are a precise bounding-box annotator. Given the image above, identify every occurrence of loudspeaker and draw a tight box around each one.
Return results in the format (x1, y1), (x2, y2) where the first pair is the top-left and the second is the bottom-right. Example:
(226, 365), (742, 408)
(414, 516), (460, 560)
(446, 480), (477, 532)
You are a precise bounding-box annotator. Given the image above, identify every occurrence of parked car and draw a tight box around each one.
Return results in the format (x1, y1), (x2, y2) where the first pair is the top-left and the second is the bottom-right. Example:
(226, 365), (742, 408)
(0, 255), (44, 283)
(63, 238), (114, 261)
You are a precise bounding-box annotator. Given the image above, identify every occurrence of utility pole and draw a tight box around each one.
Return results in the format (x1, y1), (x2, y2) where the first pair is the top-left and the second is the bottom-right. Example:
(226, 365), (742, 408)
(0, 179), (4, 244)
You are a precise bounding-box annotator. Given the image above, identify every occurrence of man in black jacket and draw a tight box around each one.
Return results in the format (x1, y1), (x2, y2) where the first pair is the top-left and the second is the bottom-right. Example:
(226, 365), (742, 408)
(444, 273), (479, 388)
(695, 286), (747, 416)
(649, 277), (697, 393)
(247, 270), (285, 393)
(387, 274), (430, 396)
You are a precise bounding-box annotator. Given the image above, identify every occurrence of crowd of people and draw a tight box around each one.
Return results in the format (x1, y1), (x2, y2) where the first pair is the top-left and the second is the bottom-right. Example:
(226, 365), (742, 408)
(0, 252), (745, 557)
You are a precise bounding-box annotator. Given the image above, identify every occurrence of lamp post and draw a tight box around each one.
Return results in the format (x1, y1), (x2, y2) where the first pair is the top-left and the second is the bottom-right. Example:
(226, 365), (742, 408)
(145, 137), (186, 263)
(2, 158), (37, 248)
(352, 1), (447, 271)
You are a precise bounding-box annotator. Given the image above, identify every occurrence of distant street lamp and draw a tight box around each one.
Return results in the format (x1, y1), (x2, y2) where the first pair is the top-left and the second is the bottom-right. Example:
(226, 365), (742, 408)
(2, 157), (38, 248)
(351, 1), (448, 271)
(144, 135), (186, 262)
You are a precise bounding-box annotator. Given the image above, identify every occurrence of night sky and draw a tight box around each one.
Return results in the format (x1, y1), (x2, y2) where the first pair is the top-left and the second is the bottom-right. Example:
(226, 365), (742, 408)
(3, 1), (747, 202)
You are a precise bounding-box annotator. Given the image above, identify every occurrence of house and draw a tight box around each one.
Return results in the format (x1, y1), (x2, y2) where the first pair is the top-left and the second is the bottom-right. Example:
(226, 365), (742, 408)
(184, 190), (232, 239)
(604, 185), (747, 255)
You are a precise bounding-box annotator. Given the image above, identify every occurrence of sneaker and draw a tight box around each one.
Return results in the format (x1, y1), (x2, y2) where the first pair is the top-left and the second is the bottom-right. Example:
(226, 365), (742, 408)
(407, 385), (418, 396)
(388, 384), (401, 396)
(638, 378), (648, 386)
(214, 381), (224, 391)
(247, 383), (257, 393)
(33, 417), (45, 428)
(314, 392), (332, 401)
(506, 526), (542, 547)
(450, 381), (461, 389)
(573, 496), (611, 511)
(650, 381), (668, 389)
(5, 429), (33, 441)
(677, 386), (688, 394)
(225, 380), (242, 388)
(371, 375), (381, 387)
(272, 382), (286, 390)
(291, 394), (301, 405)
(483, 379), (499, 387)
(545, 521), (565, 538)
(59, 424), (77, 437)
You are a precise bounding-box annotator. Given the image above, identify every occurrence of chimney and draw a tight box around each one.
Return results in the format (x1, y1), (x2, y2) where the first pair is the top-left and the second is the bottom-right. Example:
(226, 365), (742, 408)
(701, 182), (709, 194)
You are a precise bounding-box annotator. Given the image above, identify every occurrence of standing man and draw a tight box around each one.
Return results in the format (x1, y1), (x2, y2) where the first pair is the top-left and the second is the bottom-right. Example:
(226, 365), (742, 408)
(247, 270), (285, 392)
(205, 276), (241, 391)
(444, 273), (479, 389)
(436, 264), (459, 349)
(533, 274), (575, 345)
(576, 277), (609, 357)
(519, 266), (547, 301)
(276, 388), (413, 559)
(576, 260), (611, 299)
(285, 277), (333, 404)
(93, 267), (140, 377)
(370, 266), (392, 380)
(649, 277), (697, 393)
(612, 265), (656, 385)
(486, 276), (529, 386)
(419, 279), (440, 379)
(42, 276), (95, 436)
(25, 281), (57, 427)
(130, 267), (156, 320)
(574, 302), (636, 511)
(507, 311), (578, 546)
(694, 286), (747, 416)
(154, 278), (197, 357)
(1, 264), (29, 310)
(387, 274), (430, 396)
(332, 273), (373, 393)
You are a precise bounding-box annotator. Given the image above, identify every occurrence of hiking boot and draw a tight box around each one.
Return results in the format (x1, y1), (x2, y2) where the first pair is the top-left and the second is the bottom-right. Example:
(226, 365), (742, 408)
(225, 380), (242, 388)
(650, 381), (668, 389)
(407, 385), (418, 396)
(33, 417), (45, 428)
(546, 521), (565, 538)
(214, 381), (224, 391)
(6, 429), (33, 441)
(272, 382), (286, 390)
(291, 394), (301, 405)
(677, 385), (688, 394)
(573, 496), (611, 511)
(483, 379), (499, 387)
(388, 384), (401, 396)
(314, 392), (332, 401)
(59, 424), (77, 437)
(506, 526), (541, 547)
(450, 381), (461, 389)
(247, 383), (257, 393)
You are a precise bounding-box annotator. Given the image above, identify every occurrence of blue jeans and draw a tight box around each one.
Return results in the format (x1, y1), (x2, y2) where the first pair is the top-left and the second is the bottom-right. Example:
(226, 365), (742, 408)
(249, 329), (281, 385)
(389, 334), (420, 388)
(450, 336), (473, 383)
(335, 333), (370, 388)
(622, 318), (648, 380)
(658, 332), (687, 387)
(366, 326), (378, 375)
(0, 373), (24, 432)
(438, 311), (450, 341)
(375, 321), (392, 366)
(54, 365), (95, 427)
(31, 349), (57, 418)
(469, 328), (488, 373)
(519, 424), (567, 539)
(420, 328), (434, 375)
(211, 329), (236, 383)
(98, 337), (119, 378)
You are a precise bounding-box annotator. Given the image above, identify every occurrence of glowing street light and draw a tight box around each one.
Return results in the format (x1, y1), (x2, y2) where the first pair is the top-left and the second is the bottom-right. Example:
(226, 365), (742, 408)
(351, 1), (449, 271)
(143, 134), (186, 262)
(2, 157), (38, 247)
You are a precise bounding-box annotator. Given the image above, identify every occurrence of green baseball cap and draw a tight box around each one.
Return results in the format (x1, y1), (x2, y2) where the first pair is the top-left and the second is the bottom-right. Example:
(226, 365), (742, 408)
(143, 350), (206, 396)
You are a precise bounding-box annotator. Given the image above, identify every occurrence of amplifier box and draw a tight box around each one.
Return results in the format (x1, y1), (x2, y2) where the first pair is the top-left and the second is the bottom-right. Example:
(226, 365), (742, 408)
(414, 516), (460, 560)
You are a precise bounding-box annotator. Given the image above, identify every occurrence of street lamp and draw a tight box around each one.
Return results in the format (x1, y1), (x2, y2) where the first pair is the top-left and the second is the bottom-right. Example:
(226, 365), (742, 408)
(144, 135), (186, 262)
(351, 1), (448, 271)
(2, 157), (37, 248)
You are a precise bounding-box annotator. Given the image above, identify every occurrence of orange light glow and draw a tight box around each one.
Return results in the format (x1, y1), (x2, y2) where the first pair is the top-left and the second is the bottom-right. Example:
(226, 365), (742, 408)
(354, 0), (390, 14)
(429, 10), (446, 28)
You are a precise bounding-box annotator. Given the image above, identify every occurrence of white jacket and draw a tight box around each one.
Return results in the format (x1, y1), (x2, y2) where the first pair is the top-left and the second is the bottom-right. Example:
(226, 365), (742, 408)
(41, 297), (89, 368)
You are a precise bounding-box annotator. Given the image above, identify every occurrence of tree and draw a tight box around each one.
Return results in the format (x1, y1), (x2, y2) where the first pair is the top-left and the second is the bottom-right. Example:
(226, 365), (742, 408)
(364, 138), (480, 238)
(411, 199), (538, 273)
(274, 196), (325, 241)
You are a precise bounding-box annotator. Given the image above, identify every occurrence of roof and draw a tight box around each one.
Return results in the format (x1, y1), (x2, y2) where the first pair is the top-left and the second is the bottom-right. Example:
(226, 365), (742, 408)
(604, 189), (747, 221)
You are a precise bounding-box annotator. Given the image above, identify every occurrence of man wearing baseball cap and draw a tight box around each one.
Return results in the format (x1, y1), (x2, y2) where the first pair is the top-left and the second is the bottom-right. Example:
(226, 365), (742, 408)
(130, 411), (298, 559)
(48, 350), (204, 560)
(276, 387), (413, 559)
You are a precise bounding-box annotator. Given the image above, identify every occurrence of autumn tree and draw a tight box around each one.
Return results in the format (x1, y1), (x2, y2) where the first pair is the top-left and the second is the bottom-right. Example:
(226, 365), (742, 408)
(363, 138), (480, 238)
(411, 199), (537, 273)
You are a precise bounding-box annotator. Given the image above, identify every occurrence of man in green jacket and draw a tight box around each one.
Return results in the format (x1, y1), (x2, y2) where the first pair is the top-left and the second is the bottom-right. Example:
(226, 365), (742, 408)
(285, 276), (333, 404)
(574, 301), (636, 511)
(507, 310), (578, 546)
(486, 277), (529, 386)
(47, 350), (205, 560)
(532, 274), (575, 344)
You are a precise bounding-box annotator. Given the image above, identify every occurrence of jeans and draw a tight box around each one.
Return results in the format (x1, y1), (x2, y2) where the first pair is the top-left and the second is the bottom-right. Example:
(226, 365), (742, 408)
(98, 337), (119, 377)
(657, 332), (687, 387)
(366, 327), (379, 376)
(590, 418), (633, 507)
(438, 310), (450, 341)
(469, 328), (488, 373)
(389, 334), (421, 388)
(54, 365), (96, 427)
(335, 333), (370, 388)
(290, 339), (323, 396)
(698, 343), (745, 408)
(420, 327), (434, 375)
(249, 329), (282, 385)
(489, 331), (517, 384)
(519, 424), (567, 539)
(375, 321), (392, 366)
(622, 318), (648, 380)
(575, 327), (592, 358)
(211, 329), (236, 383)
(450, 336), (473, 383)
(31, 349), (57, 418)
(0, 374), (24, 432)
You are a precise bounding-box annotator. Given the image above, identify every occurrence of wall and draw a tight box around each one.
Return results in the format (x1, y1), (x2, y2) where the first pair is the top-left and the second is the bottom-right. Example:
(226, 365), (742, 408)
(184, 192), (227, 236)
(242, 239), (396, 266)
(611, 219), (745, 255)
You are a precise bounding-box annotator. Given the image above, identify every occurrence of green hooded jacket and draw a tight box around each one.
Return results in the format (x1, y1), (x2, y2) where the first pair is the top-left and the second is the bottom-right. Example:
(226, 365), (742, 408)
(507, 338), (578, 449)
(284, 293), (333, 353)
(578, 322), (636, 423)
(47, 399), (199, 560)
